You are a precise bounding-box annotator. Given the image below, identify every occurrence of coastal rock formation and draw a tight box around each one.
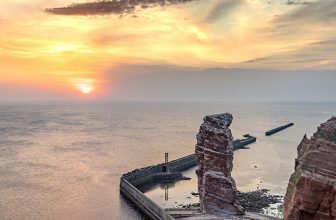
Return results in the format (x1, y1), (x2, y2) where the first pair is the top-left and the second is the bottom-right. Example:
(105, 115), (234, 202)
(195, 113), (244, 215)
(283, 116), (336, 220)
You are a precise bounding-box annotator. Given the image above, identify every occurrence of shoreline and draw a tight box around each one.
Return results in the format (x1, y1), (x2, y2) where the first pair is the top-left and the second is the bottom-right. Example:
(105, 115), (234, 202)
(121, 152), (283, 219)
(140, 177), (284, 218)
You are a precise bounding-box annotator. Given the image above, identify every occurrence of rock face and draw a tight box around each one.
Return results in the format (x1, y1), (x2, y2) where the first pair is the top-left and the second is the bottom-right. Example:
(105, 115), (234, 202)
(195, 113), (243, 215)
(283, 116), (336, 220)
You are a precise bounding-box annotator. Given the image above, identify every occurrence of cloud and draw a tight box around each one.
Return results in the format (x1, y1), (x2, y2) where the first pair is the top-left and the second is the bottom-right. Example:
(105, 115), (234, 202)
(45, 0), (199, 16)
(286, 0), (314, 5)
(278, 0), (336, 24)
(310, 39), (336, 46)
(205, 0), (245, 23)
(242, 38), (336, 70)
(259, 0), (336, 67)
(90, 33), (136, 47)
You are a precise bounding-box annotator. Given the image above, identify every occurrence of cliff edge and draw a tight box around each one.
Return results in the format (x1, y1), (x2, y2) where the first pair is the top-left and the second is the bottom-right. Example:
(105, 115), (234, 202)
(283, 116), (336, 220)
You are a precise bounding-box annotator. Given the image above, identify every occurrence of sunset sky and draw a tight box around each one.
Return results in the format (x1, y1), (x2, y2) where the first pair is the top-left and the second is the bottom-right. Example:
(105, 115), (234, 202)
(0, 0), (335, 101)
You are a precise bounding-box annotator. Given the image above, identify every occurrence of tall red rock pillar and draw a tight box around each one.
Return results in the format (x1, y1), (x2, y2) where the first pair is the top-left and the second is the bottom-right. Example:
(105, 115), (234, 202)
(195, 113), (243, 215)
(284, 116), (336, 220)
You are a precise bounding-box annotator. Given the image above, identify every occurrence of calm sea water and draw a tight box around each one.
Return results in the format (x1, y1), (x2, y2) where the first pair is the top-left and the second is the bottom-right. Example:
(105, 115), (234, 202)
(0, 102), (335, 219)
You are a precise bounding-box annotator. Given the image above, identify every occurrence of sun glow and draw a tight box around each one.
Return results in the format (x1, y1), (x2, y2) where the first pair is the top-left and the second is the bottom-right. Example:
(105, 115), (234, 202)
(78, 83), (93, 94)
(73, 78), (96, 96)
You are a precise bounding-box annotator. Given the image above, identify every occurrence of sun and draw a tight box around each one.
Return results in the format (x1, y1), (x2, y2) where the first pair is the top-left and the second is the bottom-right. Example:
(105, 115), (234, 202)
(73, 78), (95, 95)
(78, 83), (93, 94)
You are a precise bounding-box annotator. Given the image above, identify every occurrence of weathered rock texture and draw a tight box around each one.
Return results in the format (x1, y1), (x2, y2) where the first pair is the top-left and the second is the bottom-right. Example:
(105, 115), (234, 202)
(195, 113), (243, 215)
(283, 116), (336, 220)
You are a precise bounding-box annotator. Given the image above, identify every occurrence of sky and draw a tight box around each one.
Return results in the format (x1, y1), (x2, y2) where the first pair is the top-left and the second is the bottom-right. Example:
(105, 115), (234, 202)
(0, 0), (335, 102)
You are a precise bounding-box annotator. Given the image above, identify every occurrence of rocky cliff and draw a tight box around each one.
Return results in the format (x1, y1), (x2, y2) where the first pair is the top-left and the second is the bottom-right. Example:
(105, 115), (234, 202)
(195, 113), (244, 215)
(283, 116), (336, 220)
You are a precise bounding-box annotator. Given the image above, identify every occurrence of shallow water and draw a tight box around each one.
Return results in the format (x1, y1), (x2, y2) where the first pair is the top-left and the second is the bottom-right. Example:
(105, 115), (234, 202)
(0, 102), (335, 219)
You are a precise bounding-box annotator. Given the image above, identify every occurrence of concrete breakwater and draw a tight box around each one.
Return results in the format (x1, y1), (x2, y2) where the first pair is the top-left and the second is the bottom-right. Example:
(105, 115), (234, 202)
(120, 154), (196, 220)
(122, 154), (197, 187)
(120, 136), (256, 220)
(265, 123), (294, 136)
(120, 178), (174, 220)
(233, 136), (256, 150)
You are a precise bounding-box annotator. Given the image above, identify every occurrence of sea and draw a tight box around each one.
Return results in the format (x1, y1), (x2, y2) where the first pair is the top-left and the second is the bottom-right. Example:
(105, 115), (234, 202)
(0, 102), (335, 219)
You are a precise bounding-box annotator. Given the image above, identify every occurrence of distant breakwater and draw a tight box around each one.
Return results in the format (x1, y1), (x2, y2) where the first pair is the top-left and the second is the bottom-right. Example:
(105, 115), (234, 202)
(265, 123), (294, 136)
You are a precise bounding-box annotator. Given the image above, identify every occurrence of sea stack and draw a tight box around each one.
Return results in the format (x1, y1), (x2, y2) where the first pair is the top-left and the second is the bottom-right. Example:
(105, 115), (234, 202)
(283, 116), (336, 220)
(195, 113), (244, 215)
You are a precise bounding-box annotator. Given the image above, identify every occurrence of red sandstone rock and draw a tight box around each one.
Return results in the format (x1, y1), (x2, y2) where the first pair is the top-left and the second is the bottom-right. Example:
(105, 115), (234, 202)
(283, 116), (336, 220)
(195, 113), (243, 215)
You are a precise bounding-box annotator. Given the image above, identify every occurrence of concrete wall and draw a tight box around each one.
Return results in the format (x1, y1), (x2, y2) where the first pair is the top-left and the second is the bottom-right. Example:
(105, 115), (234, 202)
(120, 178), (174, 220)
(123, 165), (163, 186)
(167, 154), (196, 172)
(122, 154), (196, 186)
(120, 154), (196, 220)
